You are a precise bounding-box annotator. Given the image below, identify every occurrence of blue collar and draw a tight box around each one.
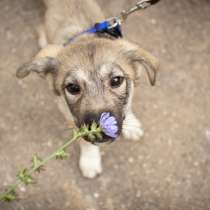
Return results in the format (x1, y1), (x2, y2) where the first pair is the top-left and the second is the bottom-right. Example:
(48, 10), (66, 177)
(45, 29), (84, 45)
(63, 19), (122, 46)
(63, 0), (161, 46)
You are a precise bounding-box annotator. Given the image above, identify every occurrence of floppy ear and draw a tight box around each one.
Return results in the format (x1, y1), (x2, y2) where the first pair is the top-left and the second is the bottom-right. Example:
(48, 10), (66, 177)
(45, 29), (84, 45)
(16, 45), (63, 78)
(16, 57), (60, 78)
(120, 40), (159, 86)
(129, 48), (159, 86)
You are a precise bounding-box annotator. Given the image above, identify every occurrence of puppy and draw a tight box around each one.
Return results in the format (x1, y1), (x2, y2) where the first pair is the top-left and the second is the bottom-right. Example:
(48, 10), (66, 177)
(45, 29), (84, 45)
(16, 0), (159, 178)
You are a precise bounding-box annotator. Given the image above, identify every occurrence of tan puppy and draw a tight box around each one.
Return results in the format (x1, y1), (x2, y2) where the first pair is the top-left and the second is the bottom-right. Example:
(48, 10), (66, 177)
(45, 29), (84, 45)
(16, 0), (159, 178)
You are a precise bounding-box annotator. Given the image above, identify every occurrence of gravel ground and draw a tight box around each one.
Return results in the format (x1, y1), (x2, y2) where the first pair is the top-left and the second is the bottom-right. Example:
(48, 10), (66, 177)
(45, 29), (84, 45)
(0, 0), (210, 210)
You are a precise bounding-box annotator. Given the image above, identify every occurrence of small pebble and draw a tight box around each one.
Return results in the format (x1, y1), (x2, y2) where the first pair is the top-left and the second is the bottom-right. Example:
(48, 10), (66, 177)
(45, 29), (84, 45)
(153, 104), (158, 109)
(168, 138), (172, 147)
(20, 186), (26, 192)
(6, 30), (13, 40)
(194, 162), (199, 167)
(163, 110), (168, 116)
(113, 164), (119, 169)
(128, 157), (134, 163)
(11, 48), (17, 53)
(158, 159), (163, 165)
(205, 130), (210, 140)
(138, 155), (143, 160)
(17, 80), (27, 89)
(151, 19), (157, 25)
(47, 141), (52, 147)
(136, 190), (141, 198)
(161, 48), (167, 54)
(93, 192), (99, 198)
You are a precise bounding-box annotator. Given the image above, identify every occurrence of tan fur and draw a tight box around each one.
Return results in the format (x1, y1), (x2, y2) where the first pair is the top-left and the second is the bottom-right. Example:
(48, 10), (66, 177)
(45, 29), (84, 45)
(16, 0), (159, 178)
(43, 0), (105, 44)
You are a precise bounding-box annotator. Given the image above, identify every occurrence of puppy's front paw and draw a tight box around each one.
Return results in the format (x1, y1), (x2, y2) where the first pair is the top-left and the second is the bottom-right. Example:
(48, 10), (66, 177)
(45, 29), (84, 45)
(122, 113), (144, 141)
(79, 154), (102, 178)
(79, 144), (102, 178)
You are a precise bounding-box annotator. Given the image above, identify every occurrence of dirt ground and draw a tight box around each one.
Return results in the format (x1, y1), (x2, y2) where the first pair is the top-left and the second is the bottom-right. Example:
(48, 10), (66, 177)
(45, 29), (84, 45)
(0, 0), (210, 209)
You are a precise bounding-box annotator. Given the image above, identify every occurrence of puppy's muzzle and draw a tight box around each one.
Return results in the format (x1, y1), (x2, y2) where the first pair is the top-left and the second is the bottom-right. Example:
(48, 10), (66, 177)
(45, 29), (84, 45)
(79, 111), (122, 143)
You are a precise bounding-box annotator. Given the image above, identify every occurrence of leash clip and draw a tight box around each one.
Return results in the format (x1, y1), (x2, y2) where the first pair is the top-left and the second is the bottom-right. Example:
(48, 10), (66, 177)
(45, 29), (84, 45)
(94, 0), (160, 39)
(107, 17), (122, 29)
(95, 18), (123, 38)
(118, 0), (160, 22)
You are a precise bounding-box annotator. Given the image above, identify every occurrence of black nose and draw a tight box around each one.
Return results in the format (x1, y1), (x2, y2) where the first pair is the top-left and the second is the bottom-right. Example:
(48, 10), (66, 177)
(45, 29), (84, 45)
(81, 112), (116, 144)
(83, 112), (100, 126)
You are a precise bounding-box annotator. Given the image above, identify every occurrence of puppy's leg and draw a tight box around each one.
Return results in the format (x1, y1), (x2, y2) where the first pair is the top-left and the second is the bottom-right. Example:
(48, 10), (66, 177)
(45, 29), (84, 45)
(37, 24), (48, 49)
(122, 111), (144, 141)
(122, 82), (144, 140)
(79, 140), (102, 178)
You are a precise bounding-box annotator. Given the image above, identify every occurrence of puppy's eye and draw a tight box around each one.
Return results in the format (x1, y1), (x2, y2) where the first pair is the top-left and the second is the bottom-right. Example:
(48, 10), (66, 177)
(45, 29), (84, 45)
(66, 83), (81, 95)
(110, 76), (124, 88)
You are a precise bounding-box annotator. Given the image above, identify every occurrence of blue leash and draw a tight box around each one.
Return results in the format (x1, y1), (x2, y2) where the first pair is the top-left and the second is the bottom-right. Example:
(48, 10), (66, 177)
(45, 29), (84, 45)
(63, 20), (122, 46)
(63, 0), (160, 46)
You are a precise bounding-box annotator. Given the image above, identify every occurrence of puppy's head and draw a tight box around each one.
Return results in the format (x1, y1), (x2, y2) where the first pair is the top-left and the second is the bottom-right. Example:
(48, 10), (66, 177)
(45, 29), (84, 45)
(17, 38), (158, 142)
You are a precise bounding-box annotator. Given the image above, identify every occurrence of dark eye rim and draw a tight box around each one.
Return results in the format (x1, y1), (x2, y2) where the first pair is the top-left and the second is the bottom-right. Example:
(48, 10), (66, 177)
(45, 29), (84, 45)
(110, 76), (125, 88)
(65, 83), (81, 95)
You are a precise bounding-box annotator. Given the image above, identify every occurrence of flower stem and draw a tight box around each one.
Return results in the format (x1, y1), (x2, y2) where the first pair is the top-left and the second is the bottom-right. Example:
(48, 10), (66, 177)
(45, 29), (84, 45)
(0, 124), (102, 202)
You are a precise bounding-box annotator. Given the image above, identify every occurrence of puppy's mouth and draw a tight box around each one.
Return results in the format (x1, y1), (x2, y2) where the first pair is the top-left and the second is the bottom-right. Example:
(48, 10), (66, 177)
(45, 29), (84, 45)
(79, 123), (121, 144)
(83, 132), (116, 144)
(76, 112), (123, 144)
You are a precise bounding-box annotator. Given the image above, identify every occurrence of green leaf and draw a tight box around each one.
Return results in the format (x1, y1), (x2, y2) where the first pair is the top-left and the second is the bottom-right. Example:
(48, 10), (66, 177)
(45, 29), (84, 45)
(0, 189), (17, 202)
(87, 133), (96, 142)
(55, 149), (69, 160)
(17, 169), (34, 185)
(32, 155), (44, 172)
(95, 132), (103, 140)
(90, 122), (97, 130)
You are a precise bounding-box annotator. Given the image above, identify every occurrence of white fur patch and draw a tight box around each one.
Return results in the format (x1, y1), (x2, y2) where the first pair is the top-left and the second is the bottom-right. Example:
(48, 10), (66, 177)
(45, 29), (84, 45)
(122, 112), (144, 141)
(79, 140), (102, 178)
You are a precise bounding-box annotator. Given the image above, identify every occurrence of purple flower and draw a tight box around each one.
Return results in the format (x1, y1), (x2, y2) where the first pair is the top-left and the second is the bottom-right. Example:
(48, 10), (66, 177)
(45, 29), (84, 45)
(99, 112), (118, 138)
